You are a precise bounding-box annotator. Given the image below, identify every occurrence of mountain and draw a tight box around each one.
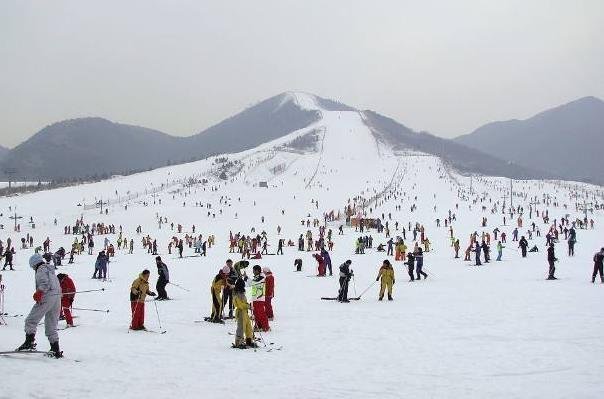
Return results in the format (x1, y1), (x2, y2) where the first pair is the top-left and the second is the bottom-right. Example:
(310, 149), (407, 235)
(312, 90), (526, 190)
(0, 145), (8, 161)
(0, 91), (570, 183)
(363, 111), (544, 179)
(0, 93), (320, 180)
(455, 96), (604, 185)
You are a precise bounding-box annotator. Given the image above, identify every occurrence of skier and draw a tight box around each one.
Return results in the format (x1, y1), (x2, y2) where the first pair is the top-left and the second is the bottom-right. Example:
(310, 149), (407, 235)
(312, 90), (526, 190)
(17, 254), (62, 358)
(208, 266), (229, 323)
(130, 269), (156, 330)
(376, 259), (394, 300)
(519, 236), (529, 258)
(155, 256), (169, 300)
(592, 248), (604, 283)
(415, 247), (428, 280)
(232, 278), (256, 349)
(56, 273), (76, 327)
(222, 260), (237, 319)
(2, 246), (14, 271)
(406, 251), (416, 280)
(250, 265), (269, 331)
(338, 260), (353, 302)
(547, 243), (558, 280)
(93, 250), (109, 279)
(264, 267), (275, 320)
(496, 241), (504, 261)
(321, 247), (333, 276)
(313, 253), (326, 276)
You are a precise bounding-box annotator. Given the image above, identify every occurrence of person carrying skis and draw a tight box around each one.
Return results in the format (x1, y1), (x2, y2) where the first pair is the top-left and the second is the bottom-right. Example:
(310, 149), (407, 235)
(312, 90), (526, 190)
(338, 260), (353, 302)
(155, 256), (169, 300)
(547, 243), (558, 280)
(232, 278), (256, 349)
(592, 248), (604, 283)
(263, 267), (275, 320)
(376, 259), (394, 300)
(56, 273), (76, 327)
(130, 269), (156, 330)
(250, 265), (270, 331)
(17, 254), (63, 358)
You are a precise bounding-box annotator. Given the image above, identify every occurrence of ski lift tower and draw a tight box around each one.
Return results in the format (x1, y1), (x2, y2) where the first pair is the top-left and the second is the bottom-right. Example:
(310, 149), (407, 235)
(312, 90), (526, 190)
(9, 208), (22, 232)
(2, 167), (16, 192)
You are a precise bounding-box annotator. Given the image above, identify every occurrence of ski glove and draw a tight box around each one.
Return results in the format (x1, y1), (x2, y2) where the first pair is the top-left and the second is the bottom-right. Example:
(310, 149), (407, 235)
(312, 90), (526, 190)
(33, 289), (44, 303)
(376, 278), (379, 282)
(148, 292), (157, 297)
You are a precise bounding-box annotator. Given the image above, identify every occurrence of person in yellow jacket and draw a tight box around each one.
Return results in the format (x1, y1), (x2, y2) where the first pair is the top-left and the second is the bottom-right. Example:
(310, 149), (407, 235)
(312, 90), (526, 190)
(130, 269), (156, 330)
(232, 278), (257, 349)
(376, 259), (395, 301)
(395, 240), (407, 261)
(206, 266), (229, 323)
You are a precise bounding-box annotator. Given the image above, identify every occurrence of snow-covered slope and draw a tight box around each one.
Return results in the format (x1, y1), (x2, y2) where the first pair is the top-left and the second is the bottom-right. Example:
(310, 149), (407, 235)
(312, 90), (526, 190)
(1, 93), (604, 398)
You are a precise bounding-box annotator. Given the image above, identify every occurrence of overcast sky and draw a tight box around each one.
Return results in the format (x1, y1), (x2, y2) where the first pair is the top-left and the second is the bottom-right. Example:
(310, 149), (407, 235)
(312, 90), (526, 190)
(1, 0), (602, 148)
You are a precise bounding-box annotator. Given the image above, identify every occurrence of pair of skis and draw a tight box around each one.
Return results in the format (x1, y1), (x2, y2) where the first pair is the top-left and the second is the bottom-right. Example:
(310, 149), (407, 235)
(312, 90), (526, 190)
(0, 350), (81, 362)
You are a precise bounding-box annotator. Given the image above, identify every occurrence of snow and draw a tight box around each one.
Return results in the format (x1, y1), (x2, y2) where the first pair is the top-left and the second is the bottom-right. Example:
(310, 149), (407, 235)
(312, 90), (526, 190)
(1, 108), (603, 398)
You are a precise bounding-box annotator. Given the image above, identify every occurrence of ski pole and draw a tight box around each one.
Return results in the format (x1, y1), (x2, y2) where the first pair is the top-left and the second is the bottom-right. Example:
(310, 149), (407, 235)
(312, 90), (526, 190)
(352, 274), (357, 297)
(51, 288), (105, 296)
(168, 282), (190, 292)
(356, 280), (378, 299)
(153, 300), (165, 333)
(71, 307), (110, 313)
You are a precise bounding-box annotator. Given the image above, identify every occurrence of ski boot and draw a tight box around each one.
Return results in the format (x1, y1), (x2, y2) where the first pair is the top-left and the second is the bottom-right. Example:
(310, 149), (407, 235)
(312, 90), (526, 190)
(388, 295), (393, 301)
(246, 338), (258, 348)
(378, 296), (383, 301)
(49, 341), (63, 358)
(17, 334), (36, 351)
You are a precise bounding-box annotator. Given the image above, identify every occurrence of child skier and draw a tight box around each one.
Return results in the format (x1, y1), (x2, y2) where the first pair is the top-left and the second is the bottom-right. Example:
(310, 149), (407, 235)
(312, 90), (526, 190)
(57, 273), (76, 327)
(130, 270), (156, 330)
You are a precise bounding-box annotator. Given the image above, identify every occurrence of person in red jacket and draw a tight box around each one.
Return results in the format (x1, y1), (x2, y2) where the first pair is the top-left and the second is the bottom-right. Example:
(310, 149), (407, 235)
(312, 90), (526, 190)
(313, 253), (326, 276)
(57, 273), (76, 327)
(263, 267), (275, 320)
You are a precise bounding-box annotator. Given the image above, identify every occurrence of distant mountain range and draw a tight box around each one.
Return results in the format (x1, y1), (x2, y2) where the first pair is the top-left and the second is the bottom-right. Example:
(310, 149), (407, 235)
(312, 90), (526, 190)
(0, 145), (8, 161)
(455, 96), (604, 185)
(0, 93), (600, 184)
(0, 94), (318, 180)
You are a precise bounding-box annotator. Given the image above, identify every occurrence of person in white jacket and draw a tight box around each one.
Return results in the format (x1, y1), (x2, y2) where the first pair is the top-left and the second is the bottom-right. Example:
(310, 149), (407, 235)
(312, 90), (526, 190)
(17, 253), (62, 358)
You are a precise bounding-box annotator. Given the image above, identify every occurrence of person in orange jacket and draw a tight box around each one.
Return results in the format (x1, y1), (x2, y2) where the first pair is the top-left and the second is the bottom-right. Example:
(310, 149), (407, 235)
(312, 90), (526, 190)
(263, 267), (275, 320)
(57, 273), (76, 327)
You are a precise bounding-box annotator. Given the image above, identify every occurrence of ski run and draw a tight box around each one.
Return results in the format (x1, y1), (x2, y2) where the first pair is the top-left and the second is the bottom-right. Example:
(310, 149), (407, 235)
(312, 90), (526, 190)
(1, 93), (603, 398)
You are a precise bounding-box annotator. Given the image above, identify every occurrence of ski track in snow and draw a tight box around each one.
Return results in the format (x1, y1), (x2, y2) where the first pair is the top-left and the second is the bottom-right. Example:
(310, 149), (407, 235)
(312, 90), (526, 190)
(0, 97), (603, 398)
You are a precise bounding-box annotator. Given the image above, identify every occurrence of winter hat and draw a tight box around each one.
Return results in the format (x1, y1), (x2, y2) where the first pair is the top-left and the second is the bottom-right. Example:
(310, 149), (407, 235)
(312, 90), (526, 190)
(262, 267), (271, 274)
(29, 253), (45, 269)
(221, 265), (230, 274)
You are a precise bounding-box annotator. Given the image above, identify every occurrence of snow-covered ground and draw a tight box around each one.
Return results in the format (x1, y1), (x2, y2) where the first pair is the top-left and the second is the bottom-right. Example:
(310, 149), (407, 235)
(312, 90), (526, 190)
(1, 94), (603, 398)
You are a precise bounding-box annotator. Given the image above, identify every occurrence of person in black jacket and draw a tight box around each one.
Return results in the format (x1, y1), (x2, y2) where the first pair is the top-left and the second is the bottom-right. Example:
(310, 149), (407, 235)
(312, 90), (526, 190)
(519, 236), (529, 258)
(406, 251), (415, 280)
(155, 256), (170, 300)
(338, 260), (353, 303)
(592, 248), (604, 283)
(547, 243), (558, 280)
(222, 259), (237, 318)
